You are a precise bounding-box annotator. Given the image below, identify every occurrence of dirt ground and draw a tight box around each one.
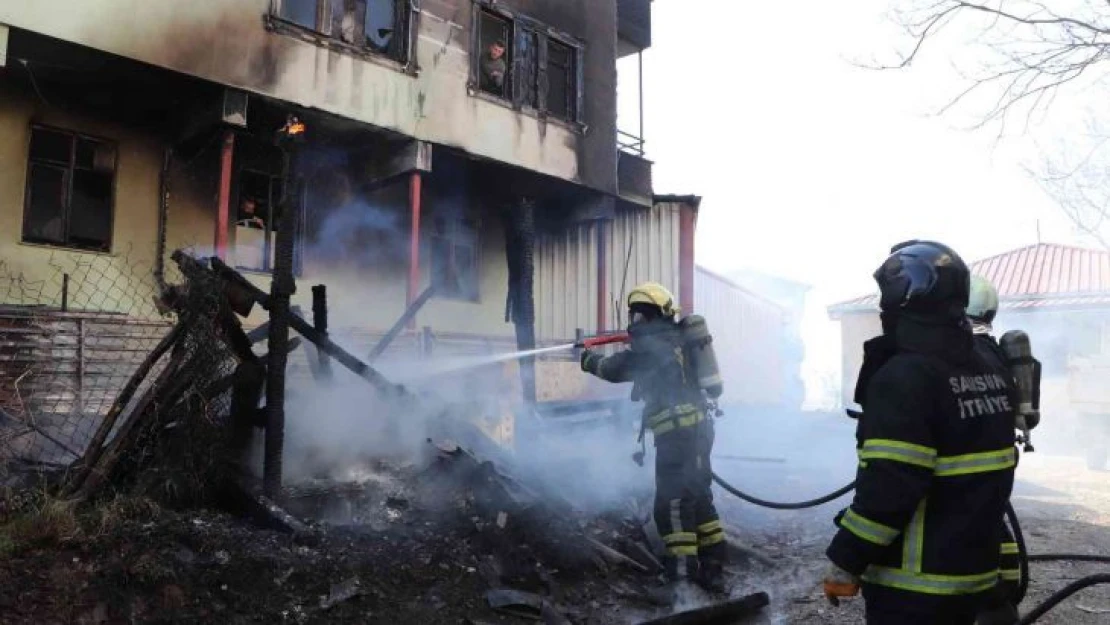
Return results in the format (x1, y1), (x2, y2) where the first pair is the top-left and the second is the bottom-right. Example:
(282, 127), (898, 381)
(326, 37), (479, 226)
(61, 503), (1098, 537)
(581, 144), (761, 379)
(0, 413), (1106, 625)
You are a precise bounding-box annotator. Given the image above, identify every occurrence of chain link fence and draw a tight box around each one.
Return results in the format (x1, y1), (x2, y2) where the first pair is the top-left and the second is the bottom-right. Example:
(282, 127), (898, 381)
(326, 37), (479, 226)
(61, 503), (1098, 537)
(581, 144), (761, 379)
(0, 249), (170, 467)
(0, 249), (239, 504)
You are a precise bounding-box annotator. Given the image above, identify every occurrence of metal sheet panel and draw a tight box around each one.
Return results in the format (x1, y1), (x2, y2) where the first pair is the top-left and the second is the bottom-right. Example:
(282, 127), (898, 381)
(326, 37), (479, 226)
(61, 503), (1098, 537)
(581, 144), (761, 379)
(693, 267), (789, 407)
(535, 222), (600, 341)
(605, 202), (682, 330)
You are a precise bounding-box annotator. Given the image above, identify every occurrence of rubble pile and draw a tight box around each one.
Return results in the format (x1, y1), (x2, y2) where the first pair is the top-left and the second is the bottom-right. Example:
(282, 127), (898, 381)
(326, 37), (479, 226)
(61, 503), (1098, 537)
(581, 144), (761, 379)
(0, 250), (773, 623)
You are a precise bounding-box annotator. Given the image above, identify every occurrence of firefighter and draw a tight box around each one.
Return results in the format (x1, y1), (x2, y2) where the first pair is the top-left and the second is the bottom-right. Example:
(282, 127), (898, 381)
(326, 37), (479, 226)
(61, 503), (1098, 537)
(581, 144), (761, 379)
(967, 274), (1025, 621)
(580, 282), (728, 597)
(823, 241), (1019, 625)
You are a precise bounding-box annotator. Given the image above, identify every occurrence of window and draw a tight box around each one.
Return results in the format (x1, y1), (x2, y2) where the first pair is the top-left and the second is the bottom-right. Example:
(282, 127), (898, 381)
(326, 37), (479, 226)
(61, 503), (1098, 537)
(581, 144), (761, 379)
(270, 0), (410, 64)
(22, 126), (117, 252)
(429, 211), (479, 301)
(233, 170), (285, 272)
(472, 5), (583, 124)
(546, 39), (576, 121)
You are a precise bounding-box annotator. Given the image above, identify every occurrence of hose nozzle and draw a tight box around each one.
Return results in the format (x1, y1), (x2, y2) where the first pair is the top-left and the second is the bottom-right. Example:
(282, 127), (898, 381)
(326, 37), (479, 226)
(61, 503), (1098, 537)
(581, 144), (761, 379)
(575, 332), (630, 349)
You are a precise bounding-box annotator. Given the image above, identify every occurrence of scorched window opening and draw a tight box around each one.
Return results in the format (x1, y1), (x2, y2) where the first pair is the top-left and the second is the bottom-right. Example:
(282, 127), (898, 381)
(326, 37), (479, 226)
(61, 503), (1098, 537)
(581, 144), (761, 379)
(22, 125), (117, 253)
(429, 211), (480, 303)
(233, 169), (285, 273)
(270, 0), (411, 64)
(472, 3), (583, 125)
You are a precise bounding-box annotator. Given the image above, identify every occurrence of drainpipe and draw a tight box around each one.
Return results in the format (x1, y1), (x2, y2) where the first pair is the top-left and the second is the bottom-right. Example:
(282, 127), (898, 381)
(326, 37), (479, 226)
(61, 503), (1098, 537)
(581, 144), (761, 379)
(155, 146), (173, 291)
(215, 131), (235, 259)
(407, 171), (423, 329)
(678, 201), (696, 315)
(596, 219), (608, 332)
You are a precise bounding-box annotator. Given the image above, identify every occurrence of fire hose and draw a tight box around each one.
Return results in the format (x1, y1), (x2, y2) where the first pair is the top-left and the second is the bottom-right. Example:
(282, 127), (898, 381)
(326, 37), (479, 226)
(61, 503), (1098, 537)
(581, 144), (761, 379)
(709, 471), (1110, 622)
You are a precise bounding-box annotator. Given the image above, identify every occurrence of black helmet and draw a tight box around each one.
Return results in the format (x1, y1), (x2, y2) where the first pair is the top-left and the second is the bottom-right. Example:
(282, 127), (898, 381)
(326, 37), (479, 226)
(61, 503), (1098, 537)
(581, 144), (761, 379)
(874, 240), (970, 321)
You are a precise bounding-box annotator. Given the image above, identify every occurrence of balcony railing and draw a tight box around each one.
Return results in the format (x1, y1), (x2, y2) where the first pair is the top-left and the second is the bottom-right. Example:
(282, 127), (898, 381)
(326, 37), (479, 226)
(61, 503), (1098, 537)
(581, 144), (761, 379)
(618, 130), (645, 157)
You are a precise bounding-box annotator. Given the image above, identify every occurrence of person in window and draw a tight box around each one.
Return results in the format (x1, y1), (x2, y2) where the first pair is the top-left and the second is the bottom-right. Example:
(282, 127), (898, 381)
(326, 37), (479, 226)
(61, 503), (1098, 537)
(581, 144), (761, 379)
(480, 39), (507, 95)
(237, 198), (266, 230)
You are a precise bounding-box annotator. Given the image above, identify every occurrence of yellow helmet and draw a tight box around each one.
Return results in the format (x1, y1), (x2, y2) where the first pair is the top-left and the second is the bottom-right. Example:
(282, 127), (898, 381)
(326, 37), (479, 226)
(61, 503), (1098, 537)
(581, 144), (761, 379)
(627, 282), (679, 318)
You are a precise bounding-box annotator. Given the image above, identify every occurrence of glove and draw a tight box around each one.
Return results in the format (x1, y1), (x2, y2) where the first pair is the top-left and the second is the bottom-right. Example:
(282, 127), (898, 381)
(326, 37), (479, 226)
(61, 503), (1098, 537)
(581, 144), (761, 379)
(822, 563), (860, 606)
(580, 349), (595, 373)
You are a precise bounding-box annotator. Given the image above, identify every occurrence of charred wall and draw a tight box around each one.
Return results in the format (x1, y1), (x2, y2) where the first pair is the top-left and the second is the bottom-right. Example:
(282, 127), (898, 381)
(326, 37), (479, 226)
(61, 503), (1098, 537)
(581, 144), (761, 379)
(421, 0), (619, 195)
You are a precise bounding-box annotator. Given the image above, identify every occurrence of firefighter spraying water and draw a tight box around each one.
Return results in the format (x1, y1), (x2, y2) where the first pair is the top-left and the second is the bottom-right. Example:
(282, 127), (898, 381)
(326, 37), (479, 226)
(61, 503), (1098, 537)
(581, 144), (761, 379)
(578, 281), (729, 602)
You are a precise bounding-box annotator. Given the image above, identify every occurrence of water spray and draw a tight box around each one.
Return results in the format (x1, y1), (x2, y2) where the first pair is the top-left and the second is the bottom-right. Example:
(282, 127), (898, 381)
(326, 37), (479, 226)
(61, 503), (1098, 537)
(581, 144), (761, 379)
(394, 332), (631, 382)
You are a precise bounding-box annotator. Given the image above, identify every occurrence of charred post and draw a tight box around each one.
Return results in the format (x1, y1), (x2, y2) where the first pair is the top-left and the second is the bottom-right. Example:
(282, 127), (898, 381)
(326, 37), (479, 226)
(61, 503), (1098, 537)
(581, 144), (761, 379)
(311, 284), (332, 377)
(503, 196), (538, 404)
(263, 115), (304, 498)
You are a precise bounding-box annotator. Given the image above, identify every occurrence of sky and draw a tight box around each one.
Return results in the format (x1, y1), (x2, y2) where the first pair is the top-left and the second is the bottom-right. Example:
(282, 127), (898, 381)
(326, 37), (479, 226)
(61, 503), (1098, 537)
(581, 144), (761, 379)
(617, 0), (1094, 407)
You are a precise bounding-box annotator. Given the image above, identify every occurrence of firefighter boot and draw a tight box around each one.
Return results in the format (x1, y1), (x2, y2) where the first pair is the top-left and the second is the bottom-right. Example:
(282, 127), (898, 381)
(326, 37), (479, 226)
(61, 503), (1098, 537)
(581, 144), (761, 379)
(696, 559), (728, 596)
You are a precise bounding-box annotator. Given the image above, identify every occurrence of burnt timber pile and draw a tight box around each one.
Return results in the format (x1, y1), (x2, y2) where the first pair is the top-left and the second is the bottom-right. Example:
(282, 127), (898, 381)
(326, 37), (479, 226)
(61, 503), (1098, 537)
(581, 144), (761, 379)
(0, 250), (769, 624)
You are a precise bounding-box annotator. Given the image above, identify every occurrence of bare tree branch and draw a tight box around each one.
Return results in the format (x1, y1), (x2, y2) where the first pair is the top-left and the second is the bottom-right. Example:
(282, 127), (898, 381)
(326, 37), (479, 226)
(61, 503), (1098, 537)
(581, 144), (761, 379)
(881, 0), (1110, 248)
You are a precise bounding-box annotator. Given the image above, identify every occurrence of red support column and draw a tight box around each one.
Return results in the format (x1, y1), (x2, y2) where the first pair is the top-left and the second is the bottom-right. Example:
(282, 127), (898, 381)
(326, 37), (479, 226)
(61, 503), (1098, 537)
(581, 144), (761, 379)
(678, 202), (696, 314)
(215, 131), (235, 259)
(596, 220), (608, 332)
(406, 171), (423, 328)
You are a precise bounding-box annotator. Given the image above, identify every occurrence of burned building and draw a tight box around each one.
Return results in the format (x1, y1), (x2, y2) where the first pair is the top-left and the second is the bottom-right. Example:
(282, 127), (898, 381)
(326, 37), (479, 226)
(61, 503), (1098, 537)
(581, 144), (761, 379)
(0, 1), (693, 450)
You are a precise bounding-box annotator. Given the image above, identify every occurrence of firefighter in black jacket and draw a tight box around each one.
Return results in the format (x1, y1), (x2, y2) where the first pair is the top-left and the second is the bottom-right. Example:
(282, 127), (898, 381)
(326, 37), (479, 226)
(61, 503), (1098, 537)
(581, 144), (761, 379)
(823, 241), (1019, 625)
(968, 274), (1029, 618)
(581, 282), (728, 597)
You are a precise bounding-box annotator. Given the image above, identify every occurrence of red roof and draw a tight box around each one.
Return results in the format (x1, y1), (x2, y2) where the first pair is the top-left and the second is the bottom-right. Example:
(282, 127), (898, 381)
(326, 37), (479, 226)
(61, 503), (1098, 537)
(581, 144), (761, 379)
(829, 243), (1110, 315)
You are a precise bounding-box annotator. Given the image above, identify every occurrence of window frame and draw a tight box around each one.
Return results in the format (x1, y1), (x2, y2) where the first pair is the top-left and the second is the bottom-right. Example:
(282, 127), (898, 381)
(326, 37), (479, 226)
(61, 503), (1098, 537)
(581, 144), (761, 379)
(468, 1), (586, 131)
(427, 209), (481, 303)
(266, 0), (417, 72)
(229, 169), (308, 279)
(21, 124), (118, 254)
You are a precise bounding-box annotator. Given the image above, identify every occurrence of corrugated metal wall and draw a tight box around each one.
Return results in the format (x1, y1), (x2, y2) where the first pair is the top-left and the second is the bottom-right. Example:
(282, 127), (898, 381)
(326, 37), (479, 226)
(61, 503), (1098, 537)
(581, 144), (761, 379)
(535, 201), (684, 341)
(535, 222), (601, 341)
(694, 268), (788, 407)
(605, 202), (682, 329)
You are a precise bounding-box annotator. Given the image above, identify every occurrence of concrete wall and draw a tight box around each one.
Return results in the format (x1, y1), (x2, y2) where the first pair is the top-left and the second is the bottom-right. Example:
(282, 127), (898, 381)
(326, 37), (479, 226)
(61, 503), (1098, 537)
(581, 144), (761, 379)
(0, 0), (619, 194)
(837, 312), (882, 407)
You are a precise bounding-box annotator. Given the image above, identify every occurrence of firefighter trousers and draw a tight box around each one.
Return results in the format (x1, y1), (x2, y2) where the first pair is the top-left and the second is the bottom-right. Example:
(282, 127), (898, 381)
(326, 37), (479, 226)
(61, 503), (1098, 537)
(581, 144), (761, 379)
(653, 418), (727, 581)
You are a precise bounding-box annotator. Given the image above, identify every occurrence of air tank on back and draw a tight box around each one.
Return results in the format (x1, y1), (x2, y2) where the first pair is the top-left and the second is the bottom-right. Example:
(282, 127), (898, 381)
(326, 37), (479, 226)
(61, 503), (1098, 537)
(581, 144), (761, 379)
(680, 314), (723, 399)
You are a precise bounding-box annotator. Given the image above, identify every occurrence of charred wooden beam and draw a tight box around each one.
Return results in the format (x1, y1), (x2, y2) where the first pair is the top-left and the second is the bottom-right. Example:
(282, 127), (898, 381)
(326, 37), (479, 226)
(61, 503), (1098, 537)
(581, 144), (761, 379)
(70, 346), (186, 501)
(209, 256), (406, 397)
(367, 284), (436, 362)
(64, 320), (186, 495)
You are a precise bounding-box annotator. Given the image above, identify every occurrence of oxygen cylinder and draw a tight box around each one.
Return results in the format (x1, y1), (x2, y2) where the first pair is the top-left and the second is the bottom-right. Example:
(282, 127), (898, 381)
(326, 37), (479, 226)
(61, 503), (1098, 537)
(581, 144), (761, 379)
(680, 314), (723, 399)
(999, 330), (1042, 431)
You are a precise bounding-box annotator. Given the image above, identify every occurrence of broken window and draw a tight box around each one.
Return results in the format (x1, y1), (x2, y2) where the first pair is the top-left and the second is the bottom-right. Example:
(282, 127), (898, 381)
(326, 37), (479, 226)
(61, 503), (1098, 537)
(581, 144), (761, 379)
(233, 170), (285, 272)
(471, 4), (583, 124)
(270, 0), (410, 63)
(278, 0), (320, 29)
(430, 211), (479, 302)
(546, 39), (576, 121)
(22, 126), (116, 252)
(476, 10), (511, 98)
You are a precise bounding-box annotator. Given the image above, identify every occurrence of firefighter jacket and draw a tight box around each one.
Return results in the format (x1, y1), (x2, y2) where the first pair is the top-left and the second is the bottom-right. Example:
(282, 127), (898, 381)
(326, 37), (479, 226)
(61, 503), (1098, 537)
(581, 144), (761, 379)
(826, 316), (1018, 611)
(582, 319), (706, 441)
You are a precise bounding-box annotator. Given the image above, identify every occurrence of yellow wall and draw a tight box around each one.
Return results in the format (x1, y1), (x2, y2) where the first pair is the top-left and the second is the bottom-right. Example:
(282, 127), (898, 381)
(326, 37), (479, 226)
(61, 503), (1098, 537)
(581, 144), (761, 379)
(0, 87), (182, 317)
(0, 89), (514, 339)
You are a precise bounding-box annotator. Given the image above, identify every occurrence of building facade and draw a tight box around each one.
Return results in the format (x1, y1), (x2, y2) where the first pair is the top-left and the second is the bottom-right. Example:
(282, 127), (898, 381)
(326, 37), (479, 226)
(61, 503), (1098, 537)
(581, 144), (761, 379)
(0, 1), (678, 350)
